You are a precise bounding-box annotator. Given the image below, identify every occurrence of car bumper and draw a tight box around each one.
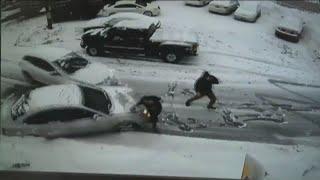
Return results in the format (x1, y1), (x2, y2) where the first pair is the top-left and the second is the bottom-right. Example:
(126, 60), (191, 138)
(275, 29), (300, 42)
(185, 1), (207, 6)
(234, 14), (256, 22)
(209, 6), (232, 14)
(80, 39), (86, 48)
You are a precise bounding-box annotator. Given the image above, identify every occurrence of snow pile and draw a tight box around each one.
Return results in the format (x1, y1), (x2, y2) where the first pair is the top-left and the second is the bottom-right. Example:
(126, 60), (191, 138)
(1, 133), (320, 180)
(14, 24), (63, 47)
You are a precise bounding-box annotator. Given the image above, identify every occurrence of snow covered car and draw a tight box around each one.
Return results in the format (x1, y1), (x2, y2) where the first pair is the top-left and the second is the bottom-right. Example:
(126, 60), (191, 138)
(185, 0), (211, 7)
(234, 1), (261, 22)
(209, 0), (239, 15)
(275, 16), (305, 43)
(19, 47), (116, 86)
(80, 12), (161, 33)
(80, 20), (199, 63)
(0, 84), (140, 138)
(98, 0), (160, 17)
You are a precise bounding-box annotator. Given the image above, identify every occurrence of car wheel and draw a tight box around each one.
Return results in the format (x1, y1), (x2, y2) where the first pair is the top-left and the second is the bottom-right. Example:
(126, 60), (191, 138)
(143, 11), (153, 16)
(161, 50), (182, 63)
(86, 46), (100, 56)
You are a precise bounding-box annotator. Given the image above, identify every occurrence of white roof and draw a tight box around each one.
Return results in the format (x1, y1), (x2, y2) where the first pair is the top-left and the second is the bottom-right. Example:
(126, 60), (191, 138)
(210, 0), (232, 6)
(115, 0), (136, 5)
(113, 19), (152, 29)
(86, 13), (159, 28)
(28, 84), (82, 112)
(26, 46), (72, 62)
(278, 16), (303, 32)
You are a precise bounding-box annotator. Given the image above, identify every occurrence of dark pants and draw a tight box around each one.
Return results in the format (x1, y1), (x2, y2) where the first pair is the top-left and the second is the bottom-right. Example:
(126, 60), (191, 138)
(186, 91), (216, 107)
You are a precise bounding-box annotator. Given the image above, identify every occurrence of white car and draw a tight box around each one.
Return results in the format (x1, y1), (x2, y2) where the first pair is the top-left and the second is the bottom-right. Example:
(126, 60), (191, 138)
(275, 16), (305, 43)
(234, 1), (261, 22)
(0, 84), (140, 137)
(209, 0), (239, 15)
(80, 12), (161, 33)
(98, 0), (161, 17)
(19, 47), (116, 86)
(185, 0), (211, 7)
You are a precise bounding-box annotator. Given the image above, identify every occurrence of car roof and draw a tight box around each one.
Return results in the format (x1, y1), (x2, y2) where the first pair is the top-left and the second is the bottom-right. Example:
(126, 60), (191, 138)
(115, 0), (136, 5)
(113, 19), (153, 30)
(278, 16), (303, 32)
(28, 84), (83, 112)
(210, 0), (233, 6)
(25, 47), (73, 62)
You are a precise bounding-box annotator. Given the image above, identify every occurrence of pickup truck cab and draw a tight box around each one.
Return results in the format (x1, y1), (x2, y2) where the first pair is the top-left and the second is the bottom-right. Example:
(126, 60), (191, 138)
(80, 19), (199, 63)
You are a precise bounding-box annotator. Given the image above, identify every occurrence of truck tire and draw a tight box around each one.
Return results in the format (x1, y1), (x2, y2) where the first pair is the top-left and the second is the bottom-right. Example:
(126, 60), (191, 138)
(161, 49), (182, 63)
(86, 46), (101, 56)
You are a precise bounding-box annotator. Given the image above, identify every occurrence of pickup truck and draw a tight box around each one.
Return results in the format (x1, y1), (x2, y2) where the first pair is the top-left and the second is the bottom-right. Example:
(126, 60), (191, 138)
(80, 19), (199, 63)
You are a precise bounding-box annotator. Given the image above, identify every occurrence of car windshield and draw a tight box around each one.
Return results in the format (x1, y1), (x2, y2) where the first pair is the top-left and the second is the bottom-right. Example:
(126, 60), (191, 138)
(11, 93), (30, 120)
(79, 86), (112, 114)
(53, 52), (89, 74)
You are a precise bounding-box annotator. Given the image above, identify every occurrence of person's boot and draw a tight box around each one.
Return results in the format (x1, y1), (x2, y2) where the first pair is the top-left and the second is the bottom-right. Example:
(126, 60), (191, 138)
(207, 104), (216, 109)
(185, 100), (191, 106)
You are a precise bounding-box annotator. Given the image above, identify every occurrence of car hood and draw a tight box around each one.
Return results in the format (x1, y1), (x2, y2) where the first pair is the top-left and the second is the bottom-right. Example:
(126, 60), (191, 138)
(150, 28), (198, 44)
(100, 85), (136, 114)
(70, 63), (115, 85)
(234, 8), (256, 17)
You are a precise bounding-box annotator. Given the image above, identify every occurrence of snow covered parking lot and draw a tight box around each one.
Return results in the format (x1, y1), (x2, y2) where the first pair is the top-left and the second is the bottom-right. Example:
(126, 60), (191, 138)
(1, 1), (320, 179)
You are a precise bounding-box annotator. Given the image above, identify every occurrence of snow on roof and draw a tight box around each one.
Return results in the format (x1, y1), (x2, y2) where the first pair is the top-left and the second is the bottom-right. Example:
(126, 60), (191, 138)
(278, 16), (303, 32)
(26, 46), (73, 62)
(210, 0), (232, 6)
(113, 19), (152, 30)
(85, 13), (159, 28)
(28, 84), (82, 112)
(115, 0), (136, 5)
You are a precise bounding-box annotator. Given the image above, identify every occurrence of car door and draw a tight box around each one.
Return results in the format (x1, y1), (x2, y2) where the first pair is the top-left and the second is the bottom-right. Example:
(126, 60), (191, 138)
(103, 28), (145, 54)
(21, 56), (63, 84)
(114, 4), (137, 13)
(22, 108), (95, 124)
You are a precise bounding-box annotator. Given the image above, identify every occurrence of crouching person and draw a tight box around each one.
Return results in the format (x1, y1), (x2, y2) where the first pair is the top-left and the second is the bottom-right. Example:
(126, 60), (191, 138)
(130, 96), (162, 132)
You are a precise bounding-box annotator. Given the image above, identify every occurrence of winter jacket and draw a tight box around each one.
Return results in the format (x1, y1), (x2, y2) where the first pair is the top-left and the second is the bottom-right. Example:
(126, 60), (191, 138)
(194, 75), (219, 94)
(136, 96), (162, 122)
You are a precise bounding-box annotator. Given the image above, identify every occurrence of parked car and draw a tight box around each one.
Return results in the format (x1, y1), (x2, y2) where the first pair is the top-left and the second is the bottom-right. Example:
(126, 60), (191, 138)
(209, 0), (239, 15)
(79, 12), (161, 33)
(185, 0), (211, 7)
(234, 1), (261, 22)
(275, 16), (305, 43)
(0, 84), (143, 137)
(19, 47), (116, 85)
(98, 0), (160, 17)
(80, 20), (199, 63)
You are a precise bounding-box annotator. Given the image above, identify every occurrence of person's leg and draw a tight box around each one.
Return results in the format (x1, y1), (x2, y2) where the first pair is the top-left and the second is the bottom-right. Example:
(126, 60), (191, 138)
(186, 92), (204, 106)
(206, 91), (217, 109)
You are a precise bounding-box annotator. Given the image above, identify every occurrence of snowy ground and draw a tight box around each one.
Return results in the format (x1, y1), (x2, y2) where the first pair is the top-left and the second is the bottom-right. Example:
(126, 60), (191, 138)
(1, 1), (320, 179)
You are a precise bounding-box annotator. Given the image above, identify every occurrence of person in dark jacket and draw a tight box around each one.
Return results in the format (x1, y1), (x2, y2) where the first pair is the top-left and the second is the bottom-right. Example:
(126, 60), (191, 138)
(135, 96), (162, 132)
(185, 71), (219, 109)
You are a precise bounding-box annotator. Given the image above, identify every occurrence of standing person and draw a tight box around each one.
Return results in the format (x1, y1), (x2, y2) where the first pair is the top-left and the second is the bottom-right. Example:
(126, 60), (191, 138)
(185, 71), (219, 109)
(133, 96), (162, 132)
